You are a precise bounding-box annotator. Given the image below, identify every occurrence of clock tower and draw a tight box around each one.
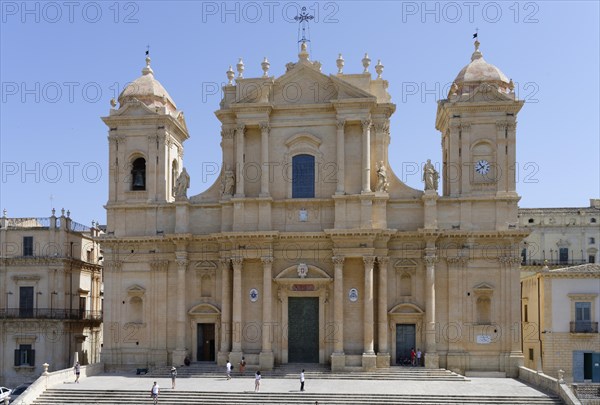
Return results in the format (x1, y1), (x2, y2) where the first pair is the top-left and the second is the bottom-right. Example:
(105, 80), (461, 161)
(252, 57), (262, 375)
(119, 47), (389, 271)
(436, 40), (524, 199)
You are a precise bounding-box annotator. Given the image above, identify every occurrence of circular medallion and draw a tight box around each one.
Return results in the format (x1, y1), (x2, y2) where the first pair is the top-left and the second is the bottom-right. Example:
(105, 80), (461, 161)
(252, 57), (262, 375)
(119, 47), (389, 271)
(249, 288), (259, 302)
(348, 288), (359, 302)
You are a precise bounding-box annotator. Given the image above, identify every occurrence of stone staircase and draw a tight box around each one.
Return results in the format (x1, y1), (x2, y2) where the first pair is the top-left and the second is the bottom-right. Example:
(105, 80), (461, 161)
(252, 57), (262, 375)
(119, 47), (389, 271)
(146, 362), (468, 381)
(32, 389), (564, 404)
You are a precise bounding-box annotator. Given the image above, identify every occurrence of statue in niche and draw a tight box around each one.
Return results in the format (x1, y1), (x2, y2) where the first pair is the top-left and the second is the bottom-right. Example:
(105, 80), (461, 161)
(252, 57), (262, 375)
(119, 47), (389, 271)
(375, 161), (389, 192)
(221, 167), (235, 196)
(174, 167), (190, 199)
(423, 159), (439, 191)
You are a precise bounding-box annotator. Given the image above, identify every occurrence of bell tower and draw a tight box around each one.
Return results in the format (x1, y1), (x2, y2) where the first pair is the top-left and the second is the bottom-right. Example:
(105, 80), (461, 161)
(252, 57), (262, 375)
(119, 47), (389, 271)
(102, 55), (189, 225)
(436, 40), (524, 199)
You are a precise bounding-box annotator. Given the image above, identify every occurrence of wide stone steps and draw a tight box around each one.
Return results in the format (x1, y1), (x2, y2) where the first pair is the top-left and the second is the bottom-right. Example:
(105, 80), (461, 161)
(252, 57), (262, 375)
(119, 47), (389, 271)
(33, 389), (564, 405)
(147, 363), (467, 381)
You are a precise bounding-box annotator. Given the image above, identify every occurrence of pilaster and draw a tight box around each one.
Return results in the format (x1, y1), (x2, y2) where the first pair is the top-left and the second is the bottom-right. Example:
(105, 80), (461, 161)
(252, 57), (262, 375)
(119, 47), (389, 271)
(361, 119), (372, 193)
(362, 255), (376, 371)
(331, 255), (345, 371)
(424, 249), (439, 368)
(218, 258), (232, 365)
(376, 256), (390, 368)
(259, 256), (274, 370)
(336, 119), (346, 194)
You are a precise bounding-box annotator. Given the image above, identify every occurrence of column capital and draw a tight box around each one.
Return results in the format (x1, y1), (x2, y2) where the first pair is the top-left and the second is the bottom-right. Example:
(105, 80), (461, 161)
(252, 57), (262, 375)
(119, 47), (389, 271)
(373, 121), (390, 134)
(363, 255), (376, 267)
(336, 119), (346, 129)
(236, 124), (246, 133)
(377, 256), (390, 266)
(103, 260), (122, 273)
(150, 260), (169, 272)
(219, 257), (231, 269)
(259, 121), (270, 132)
(498, 256), (521, 265)
(423, 255), (438, 266)
(361, 119), (372, 131)
(221, 128), (235, 140)
(231, 256), (243, 269)
(176, 259), (188, 269)
(261, 256), (274, 265)
(446, 256), (468, 266)
(332, 255), (345, 265)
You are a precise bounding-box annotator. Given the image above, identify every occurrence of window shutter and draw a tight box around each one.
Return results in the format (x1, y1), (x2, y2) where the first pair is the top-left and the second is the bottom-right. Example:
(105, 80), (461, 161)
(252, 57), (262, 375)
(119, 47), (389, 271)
(14, 349), (20, 366)
(573, 351), (584, 382)
(29, 349), (35, 366)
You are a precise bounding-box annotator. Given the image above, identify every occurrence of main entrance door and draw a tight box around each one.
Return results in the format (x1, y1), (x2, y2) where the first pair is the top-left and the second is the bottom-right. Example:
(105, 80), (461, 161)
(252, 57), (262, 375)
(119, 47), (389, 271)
(288, 297), (319, 363)
(396, 324), (416, 365)
(196, 323), (215, 361)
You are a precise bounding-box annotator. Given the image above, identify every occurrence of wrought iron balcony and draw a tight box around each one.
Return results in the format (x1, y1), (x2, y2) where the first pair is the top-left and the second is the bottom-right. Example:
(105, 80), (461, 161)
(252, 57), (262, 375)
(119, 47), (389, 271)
(0, 308), (102, 322)
(570, 321), (598, 333)
(521, 259), (589, 267)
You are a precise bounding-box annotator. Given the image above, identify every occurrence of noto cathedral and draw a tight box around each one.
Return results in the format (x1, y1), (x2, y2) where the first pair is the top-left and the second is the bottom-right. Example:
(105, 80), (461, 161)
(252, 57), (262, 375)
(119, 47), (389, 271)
(101, 37), (526, 377)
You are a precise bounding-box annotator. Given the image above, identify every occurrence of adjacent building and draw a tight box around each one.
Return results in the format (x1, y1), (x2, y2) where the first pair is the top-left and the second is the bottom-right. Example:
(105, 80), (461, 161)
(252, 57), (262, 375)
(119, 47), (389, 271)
(0, 210), (103, 387)
(101, 39), (527, 376)
(518, 199), (600, 269)
(521, 263), (600, 382)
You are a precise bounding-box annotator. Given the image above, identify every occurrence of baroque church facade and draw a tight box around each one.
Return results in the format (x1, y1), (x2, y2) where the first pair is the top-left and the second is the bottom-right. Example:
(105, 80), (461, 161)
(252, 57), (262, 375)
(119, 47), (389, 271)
(101, 39), (526, 376)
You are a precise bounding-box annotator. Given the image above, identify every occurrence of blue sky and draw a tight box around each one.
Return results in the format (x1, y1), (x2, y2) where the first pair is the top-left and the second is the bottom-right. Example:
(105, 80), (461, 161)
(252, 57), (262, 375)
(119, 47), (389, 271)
(1, 0), (599, 225)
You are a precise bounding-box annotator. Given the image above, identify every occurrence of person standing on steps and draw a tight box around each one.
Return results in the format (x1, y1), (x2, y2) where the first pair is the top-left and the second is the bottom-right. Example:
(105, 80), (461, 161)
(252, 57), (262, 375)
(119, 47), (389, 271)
(150, 381), (159, 404)
(74, 361), (81, 383)
(416, 348), (422, 367)
(239, 356), (246, 374)
(410, 348), (416, 366)
(300, 369), (305, 391)
(226, 360), (232, 380)
(255, 370), (261, 392)
(170, 366), (177, 389)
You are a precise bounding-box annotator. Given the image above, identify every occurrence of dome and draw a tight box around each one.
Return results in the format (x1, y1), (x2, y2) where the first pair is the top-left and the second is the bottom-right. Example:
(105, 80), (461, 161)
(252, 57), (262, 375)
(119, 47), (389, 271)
(118, 56), (177, 111)
(453, 40), (511, 93)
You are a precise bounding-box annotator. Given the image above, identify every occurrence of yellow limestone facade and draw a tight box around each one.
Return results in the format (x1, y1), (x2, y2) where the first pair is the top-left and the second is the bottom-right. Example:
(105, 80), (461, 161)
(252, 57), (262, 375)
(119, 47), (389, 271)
(101, 40), (527, 376)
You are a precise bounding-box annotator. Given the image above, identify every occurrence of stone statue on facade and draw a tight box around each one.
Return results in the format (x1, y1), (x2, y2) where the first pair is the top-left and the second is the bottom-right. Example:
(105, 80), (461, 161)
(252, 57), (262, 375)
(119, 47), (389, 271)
(376, 161), (389, 192)
(423, 159), (439, 191)
(174, 167), (190, 199)
(221, 167), (235, 196)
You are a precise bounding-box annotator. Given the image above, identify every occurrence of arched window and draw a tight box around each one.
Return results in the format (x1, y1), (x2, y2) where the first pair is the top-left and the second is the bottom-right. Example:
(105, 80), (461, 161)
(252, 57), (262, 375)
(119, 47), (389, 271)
(292, 154), (315, 198)
(131, 158), (146, 190)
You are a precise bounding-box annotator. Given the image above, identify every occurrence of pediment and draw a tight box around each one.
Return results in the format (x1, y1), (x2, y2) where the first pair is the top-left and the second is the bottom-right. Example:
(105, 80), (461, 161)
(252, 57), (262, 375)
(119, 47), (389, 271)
(473, 282), (494, 295)
(389, 303), (424, 314)
(464, 83), (514, 103)
(194, 260), (217, 270)
(112, 98), (159, 116)
(188, 303), (221, 315)
(275, 264), (332, 281)
(394, 259), (419, 268)
(127, 284), (146, 296)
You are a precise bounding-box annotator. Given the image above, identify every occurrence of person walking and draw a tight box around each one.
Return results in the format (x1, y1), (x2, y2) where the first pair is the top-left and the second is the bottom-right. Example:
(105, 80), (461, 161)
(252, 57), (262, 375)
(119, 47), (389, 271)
(226, 360), (232, 380)
(300, 369), (305, 391)
(73, 362), (81, 383)
(170, 366), (177, 389)
(150, 381), (160, 404)
(254, 370), (261, 392)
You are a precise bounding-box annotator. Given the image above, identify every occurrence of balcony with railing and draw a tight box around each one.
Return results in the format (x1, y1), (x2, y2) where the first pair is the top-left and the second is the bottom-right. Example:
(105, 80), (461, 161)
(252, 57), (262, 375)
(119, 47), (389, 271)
(0, 308), (102, 323)
(521, 259), (589, 267)
(570, 321), (599, 333)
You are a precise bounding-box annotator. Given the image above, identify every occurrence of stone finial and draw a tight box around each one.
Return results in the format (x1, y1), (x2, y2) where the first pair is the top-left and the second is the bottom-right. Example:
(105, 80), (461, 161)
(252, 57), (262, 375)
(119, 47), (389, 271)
(67, 210), (70, 218)
(471, 39), (483, 61)
(336, 53), (344, 74)
(142, 55), (154, 75)
(236, 58), (244, 78)
(61, 208), (65, 216)
(558, 369), (565, 384)
(261, 57), (270, 77)
(375, 59), (384, 79)
(110, 98), (117, 108)
(362, 53), (371, 73)
(2, 208), (6, 218)
(226, 65), (235, 85)
(51, 208), (56, 217)
(299, 41), (309, 61)
(42, 362), (50, 375)
(509, 79), (515, 93)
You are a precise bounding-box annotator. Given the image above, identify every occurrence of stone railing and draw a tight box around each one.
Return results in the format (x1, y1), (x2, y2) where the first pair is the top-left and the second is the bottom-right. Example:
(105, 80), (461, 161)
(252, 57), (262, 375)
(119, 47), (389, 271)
(518, 366), (581, 405)
(572, 384), (600, 405)
(10, 362), (104, 405)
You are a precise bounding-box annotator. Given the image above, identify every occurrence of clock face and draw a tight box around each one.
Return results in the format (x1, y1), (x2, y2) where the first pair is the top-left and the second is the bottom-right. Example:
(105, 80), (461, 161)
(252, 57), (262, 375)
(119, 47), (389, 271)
(475, 160), (491, 175)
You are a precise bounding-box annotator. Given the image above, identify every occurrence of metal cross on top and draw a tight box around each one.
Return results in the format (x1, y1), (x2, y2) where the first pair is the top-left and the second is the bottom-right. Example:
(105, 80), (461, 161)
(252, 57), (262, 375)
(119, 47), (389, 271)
(295, 6), (314, 44)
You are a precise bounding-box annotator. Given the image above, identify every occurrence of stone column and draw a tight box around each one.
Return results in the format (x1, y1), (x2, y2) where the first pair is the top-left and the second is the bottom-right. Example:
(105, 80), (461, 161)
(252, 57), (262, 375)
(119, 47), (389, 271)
(259, 256), (274, 369)
(229, 256), (243, 366)
(507, 256), (524, 377)
(217, 258), (232, 365)
(361, 119), (372, 193)
(173, 253), (188, 365)
(362, 255), (377, 371)
(259, 122), (270, 197)
(331, 256), (345, 371)
(336, 119), (345, 194)
(424, 250), (439, 368)
(376, 257), (390, 368)
(235, 124), (245, 197)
